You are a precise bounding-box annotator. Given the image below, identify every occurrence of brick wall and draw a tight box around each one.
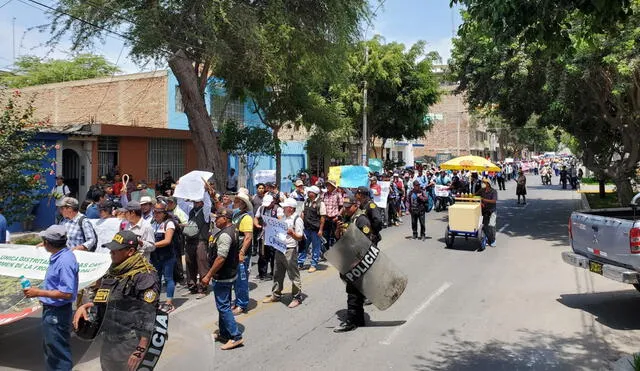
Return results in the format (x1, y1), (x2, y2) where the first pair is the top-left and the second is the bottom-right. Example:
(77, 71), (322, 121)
(20, 71), (168, 128)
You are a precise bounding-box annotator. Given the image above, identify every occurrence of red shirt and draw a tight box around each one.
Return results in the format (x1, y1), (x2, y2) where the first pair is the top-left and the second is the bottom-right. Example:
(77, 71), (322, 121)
(113, 181), (124, 196)
(370, 183), (382, 196)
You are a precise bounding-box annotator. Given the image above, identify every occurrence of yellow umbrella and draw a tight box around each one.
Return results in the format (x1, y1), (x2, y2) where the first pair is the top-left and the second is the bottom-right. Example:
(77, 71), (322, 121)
(440, 155), (501, 172)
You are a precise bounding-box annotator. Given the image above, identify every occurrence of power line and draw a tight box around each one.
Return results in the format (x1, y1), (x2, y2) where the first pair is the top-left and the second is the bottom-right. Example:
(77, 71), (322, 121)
(0, 0), (13, 9)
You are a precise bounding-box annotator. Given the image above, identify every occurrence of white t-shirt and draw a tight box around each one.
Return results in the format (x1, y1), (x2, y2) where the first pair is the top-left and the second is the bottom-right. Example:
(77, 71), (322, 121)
(256, 205), (284, 220)
(284, 213), (304, 249)
(52, 184), (71, 206)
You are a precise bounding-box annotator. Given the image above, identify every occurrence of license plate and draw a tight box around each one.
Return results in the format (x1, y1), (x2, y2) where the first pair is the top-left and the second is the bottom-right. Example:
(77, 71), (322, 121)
(589, 261), (603, 275)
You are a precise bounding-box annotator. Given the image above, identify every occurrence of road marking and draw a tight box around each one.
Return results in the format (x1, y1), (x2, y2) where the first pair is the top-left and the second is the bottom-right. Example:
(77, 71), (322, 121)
(379, 282), (451, 346)
(498, 224), (509, 233)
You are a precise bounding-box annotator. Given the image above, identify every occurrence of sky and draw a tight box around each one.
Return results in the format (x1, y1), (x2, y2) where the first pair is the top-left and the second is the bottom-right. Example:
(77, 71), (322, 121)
(0, 0), (463, 73)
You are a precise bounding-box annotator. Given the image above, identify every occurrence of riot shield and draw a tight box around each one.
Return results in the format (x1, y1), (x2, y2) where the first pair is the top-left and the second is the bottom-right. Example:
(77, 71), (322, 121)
(75, 296), (214, 370)
(326, 224), (408, 311)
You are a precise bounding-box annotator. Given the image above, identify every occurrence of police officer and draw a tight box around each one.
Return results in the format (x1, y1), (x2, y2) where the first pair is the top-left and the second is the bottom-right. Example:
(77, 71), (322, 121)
(333, 195), (377, 333)
(354, 186), (383, 244)
(73, 230), (159, 371)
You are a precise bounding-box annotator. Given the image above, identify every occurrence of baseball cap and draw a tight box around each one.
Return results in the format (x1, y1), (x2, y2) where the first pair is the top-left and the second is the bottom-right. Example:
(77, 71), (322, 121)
(60, 197), (79, 209)
(39, 225), (67, 244)
(307, 186), (320, 195)
(100, 175), (107, 180)
(125, 201), (141, 211)
(140, 196), (153, 205)
(265, 182), (276, 188)
(294, 180), (304, 187)
(102, 230), (139, 251)
(356, 186), (370, 195)
(262, 194), (274, 207)
(282, 198), (297, 208)
(343, 195), (358, 207)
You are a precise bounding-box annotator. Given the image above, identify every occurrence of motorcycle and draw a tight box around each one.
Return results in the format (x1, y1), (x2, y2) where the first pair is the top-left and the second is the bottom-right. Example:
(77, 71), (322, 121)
(541, 174), (551, 185)
(434, 185), (453, 212)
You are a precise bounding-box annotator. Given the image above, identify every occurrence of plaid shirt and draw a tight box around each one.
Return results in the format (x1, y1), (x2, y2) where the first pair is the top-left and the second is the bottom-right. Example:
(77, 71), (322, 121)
(61, 213), (97, 251)
(322, 191), (343, 218)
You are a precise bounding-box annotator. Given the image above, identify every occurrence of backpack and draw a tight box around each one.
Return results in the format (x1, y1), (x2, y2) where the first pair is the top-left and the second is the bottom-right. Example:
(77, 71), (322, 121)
(183, 208), (203, 239)
(77, 216), (98, 252)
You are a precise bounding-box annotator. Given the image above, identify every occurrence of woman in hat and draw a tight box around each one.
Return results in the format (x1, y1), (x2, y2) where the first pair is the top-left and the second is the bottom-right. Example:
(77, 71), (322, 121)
(516, 170), (527, 205)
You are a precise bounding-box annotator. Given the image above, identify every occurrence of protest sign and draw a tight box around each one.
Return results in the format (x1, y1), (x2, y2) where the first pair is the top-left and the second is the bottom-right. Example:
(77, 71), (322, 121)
(89, 218), (122, 254)
(373, 181), (390, 208)
(254, 170), (276, 185)
(262, 216), (288, 254)
(173, 170), (213, 200)
(0, 245), (112, 325)
(328, 166), (370, 188)
(368, 158), (383, 173)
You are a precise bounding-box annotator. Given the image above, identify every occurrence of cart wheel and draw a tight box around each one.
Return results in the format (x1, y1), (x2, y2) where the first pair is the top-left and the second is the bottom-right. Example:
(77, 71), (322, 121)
(445, 227), (454, 249)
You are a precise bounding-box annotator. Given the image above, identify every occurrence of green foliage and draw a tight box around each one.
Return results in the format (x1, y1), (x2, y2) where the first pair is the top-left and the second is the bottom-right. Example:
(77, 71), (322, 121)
(334, 37), (441, 150)
(0, 54), (119, 88)
(0, 90), (52, 223)
(586, 192), (620, 209)
(12, 234), (42, 245)
(219, 120), (277, 176)
(629, 353), (640, 371)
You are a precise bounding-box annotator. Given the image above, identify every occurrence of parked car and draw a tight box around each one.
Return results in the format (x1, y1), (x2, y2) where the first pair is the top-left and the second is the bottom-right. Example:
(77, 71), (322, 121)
(562, 193), (640, 290)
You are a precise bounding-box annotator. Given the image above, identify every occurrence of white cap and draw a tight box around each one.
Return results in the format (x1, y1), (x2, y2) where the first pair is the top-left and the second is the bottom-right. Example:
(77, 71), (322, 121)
(140, 196), (153, 204)
(262, 194), (274, 207)
(307, 186), (320, 195)
(282, 198), (297, 208)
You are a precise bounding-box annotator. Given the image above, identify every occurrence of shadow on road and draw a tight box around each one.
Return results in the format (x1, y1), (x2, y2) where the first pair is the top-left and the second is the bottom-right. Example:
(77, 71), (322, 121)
(557, 290), (640, 330)
(334, 309), (405, 328)
(412, 328), (623, 370)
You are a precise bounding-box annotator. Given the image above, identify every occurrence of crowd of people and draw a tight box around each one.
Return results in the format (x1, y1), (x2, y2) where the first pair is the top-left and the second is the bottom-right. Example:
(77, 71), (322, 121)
(26, 158), (574, 369)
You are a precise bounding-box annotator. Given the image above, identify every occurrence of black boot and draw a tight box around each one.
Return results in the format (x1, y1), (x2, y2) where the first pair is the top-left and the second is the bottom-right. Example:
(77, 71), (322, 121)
(333, 321), (358, 333)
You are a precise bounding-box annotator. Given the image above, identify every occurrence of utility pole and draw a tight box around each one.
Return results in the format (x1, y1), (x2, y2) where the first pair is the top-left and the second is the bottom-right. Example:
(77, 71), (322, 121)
(12, 17), (16, 66)
(362, 45), (368, 166)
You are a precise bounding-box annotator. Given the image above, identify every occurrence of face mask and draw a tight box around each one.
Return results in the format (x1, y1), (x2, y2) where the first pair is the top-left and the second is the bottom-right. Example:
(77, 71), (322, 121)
(481, 183), (487, 189)
(232, 208), (240, 215)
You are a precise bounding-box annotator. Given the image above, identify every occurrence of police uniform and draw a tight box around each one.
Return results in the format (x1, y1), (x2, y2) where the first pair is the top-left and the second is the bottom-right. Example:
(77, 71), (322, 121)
(93, 231), (160, 371)
(335, 196), (377, 332)
(356, 186), (383, 244)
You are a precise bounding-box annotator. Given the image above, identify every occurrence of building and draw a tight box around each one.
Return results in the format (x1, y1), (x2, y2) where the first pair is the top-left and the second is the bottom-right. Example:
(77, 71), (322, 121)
(414, 66), (498, 162)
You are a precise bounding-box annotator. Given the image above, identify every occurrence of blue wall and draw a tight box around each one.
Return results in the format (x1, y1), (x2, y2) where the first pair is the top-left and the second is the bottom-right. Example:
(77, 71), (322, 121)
(9, 133), (65, 233)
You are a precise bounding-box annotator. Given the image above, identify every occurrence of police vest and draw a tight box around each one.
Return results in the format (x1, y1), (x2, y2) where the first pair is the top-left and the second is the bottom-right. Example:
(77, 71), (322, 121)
(303, 199), (321, 231)
(208, 225), (239, 280)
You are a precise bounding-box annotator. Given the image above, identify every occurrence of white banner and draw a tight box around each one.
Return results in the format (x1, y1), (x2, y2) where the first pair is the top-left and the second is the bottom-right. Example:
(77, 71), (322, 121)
(373, 181), (391, 208)
(173, 170), (214, 200)
(254, 170), (276, 185)
(262, 216), (288, 254)
(0, 245), (112, 288)
(89, 218), (123, 254)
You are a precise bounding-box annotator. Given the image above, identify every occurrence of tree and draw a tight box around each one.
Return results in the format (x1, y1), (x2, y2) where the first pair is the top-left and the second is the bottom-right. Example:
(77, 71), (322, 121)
(0, 90), (51, 224)
(219, 120), (277, 187)
(335, 37), (441, 158)
(49, 0), (369, 189)
(0, 54), (119, 88)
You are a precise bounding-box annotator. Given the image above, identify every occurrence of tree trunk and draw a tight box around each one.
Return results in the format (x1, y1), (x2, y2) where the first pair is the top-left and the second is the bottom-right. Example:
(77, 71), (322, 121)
(273, 126), (282, 189)
(613, 177), (634, 206)
(169, 51), (227, 190)
(598, 179), (606, 199)
(381, 138), (387, 160)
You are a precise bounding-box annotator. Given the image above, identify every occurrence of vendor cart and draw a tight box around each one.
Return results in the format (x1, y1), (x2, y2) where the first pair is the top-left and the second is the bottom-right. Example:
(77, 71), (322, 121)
(444, 196), (486, 249)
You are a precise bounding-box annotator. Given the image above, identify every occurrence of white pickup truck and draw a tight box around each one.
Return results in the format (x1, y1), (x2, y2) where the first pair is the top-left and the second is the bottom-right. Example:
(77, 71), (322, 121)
(562, 193), (640, 290)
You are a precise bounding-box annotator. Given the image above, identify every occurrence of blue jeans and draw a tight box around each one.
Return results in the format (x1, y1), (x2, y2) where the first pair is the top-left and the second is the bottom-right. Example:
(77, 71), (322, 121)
(42, 303), (72, 371)
(212, 281), (242, 341)
(152, 257), (176, 299)
(234, 254), (250, 310)
(298, 229), (322, 268)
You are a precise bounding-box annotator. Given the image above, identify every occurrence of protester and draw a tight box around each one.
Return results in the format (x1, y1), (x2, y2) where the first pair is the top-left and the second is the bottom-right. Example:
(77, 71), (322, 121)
(476, 178), (498, 249)
(25, 225), (78, 371)
(322, 180), (342, 250)
(122, 201), (155, 260)
(407, 181), (429, 240)
(202, 208), (244, 350)
(231, 193), (253, 315)
(74, 230), (159, 370)
(251, 183), (266, 256)
(49, 176), (71, 222)
(151, 202), (177, 313)
(298, 186), (326, 273)
(140, 196), (154, 221)
(112, 174), (124, 196)
(264, 198), (304, 308)
(291, 180), (306, 201)
(185, 198), (210, 298)
(58, 197), (97, 251)
(516, 170), (527, 205)
(254, 195), (282, 279)
(166, 196), (188, 224)
(85, 189), (104, 219)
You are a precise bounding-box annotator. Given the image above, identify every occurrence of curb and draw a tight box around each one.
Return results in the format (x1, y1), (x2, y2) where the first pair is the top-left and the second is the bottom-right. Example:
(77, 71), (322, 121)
(614, 354), (639, 371)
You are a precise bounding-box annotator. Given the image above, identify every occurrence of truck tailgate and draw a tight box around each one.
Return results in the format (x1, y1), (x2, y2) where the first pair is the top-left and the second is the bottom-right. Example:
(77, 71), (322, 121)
(570, 211), (640, 270)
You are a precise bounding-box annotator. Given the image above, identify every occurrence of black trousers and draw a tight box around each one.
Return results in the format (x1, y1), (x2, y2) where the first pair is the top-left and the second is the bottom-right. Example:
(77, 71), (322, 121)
(497, 176), (506, 190)
(411, 211), (426, 237)
(173, 239), (185, 284)
(323, 218), (338, 249)
(345, 280), (365, 325)
(258, 242), (275, 277)
(387, 199), (399, 224)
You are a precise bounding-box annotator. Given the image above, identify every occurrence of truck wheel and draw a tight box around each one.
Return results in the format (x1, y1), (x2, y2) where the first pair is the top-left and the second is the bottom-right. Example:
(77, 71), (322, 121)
(633, 284), (640, 293)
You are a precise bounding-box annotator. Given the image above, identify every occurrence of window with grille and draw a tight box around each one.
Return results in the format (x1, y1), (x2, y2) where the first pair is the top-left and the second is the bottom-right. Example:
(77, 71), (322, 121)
(98, 136), (118, 178)
(147, 138), (185, 183)
(175, 86), (185, 112)
(211, 95), (245, 130)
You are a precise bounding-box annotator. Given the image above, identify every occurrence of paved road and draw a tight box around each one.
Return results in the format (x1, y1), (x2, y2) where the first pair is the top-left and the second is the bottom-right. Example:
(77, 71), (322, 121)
(2, 175), (639, 370)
